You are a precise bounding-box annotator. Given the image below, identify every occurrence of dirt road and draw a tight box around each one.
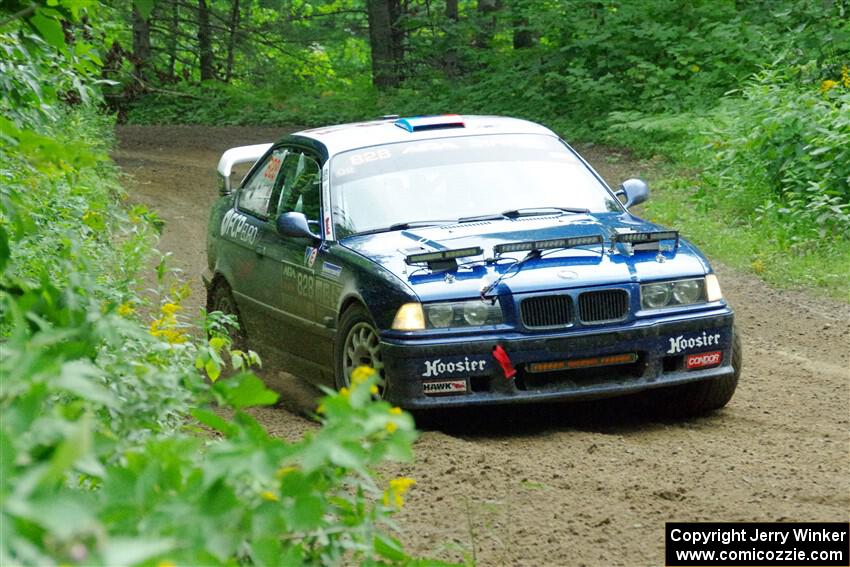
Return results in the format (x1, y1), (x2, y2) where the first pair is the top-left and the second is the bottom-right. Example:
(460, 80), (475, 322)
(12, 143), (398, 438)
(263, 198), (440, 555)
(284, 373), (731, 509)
(115, 125), (850, 566)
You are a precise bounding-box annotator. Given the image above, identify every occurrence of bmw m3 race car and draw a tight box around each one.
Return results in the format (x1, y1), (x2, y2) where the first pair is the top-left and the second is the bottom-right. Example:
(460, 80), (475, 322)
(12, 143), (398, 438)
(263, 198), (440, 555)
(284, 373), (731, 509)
(205, 115), (740, 414)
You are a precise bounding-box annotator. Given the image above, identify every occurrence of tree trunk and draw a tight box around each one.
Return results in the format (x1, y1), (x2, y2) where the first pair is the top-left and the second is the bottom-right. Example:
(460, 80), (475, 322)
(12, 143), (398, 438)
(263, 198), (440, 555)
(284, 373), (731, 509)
(512, 16), (533, 49)
(225, 0), (240, 83)
(475, 0), (500, 48)
(446, 0), (458, 21)
(132, 2), (152, 79)
(366, 0), (400, 89)
(167, 0), (179, 79)
(197, 0), (214, 81)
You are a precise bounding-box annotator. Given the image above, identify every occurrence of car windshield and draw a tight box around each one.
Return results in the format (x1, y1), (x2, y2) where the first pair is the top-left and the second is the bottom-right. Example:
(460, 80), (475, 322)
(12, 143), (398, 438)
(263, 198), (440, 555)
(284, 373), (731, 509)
(330, 133), (622, 237)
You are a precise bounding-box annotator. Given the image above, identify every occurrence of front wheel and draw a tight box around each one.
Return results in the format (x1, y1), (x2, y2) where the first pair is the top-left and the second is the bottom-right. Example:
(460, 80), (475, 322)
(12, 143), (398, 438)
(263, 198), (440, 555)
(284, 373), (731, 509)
(207, 280), (248, 352)
(335, 304), (386, 396)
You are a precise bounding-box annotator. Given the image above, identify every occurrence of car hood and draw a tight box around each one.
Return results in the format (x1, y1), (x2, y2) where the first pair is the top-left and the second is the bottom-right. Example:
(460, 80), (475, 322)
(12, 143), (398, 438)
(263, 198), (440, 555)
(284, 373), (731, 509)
(340, 213), (711, 301)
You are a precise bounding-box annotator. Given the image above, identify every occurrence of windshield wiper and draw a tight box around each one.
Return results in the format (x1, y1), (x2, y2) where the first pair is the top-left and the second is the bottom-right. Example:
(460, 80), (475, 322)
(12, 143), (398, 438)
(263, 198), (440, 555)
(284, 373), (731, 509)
(457, 207), (590, 223)
(502, 207), (590, 217)
(353, 220), (455, 236)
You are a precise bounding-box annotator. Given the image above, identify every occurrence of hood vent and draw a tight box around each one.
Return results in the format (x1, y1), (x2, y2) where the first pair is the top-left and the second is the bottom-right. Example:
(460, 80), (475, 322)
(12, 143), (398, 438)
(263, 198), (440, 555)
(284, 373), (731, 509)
(439, 221), (493, 230)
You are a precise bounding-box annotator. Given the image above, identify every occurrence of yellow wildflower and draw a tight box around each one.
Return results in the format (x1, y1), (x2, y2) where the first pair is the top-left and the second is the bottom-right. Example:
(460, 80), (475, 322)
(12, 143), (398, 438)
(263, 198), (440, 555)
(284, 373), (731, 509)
(276, 466), (299, 479)
(339, 387), (350, 399)
(260, 490), (280, 502)
(351, 365), (373, 385)
(820, 79), (838, 94)
(383, 477), (416, 508)
(385, 421), (398, 434)
(117, 302), (135, 317)
(161, 302), (181, 315)
(842, 65), (850, 88)
(388, 406), (402, 415)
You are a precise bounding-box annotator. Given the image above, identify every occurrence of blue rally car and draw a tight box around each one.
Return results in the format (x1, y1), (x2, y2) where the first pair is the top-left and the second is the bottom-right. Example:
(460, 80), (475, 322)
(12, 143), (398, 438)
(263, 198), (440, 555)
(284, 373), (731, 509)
(205, 115), (740, 414)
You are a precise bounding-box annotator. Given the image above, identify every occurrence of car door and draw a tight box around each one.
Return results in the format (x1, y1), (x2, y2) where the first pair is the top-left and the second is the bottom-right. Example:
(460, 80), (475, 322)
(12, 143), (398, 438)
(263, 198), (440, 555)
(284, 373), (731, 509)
(259, 148), (334, 381)
(221, 146), (287, 342)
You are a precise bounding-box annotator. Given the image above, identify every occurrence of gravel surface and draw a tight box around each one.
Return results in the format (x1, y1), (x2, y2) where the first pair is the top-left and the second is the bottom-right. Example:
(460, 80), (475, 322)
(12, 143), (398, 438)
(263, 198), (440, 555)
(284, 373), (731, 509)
(115, 125), (850, 566)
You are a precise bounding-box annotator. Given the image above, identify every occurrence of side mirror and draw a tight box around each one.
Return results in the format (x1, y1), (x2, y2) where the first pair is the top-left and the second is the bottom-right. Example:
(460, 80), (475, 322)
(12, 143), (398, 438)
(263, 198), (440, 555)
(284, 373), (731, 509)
(276, 212), (321, 243)
(616, 178), (649, 209)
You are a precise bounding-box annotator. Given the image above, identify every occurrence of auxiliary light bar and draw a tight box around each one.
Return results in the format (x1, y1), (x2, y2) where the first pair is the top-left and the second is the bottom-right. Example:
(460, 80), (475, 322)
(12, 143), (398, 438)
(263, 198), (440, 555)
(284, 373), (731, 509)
(493, 235), (603, 255)
(527, 353), (638, 374)
(405, 246), (484, 265)
(612, 230), (679, 246)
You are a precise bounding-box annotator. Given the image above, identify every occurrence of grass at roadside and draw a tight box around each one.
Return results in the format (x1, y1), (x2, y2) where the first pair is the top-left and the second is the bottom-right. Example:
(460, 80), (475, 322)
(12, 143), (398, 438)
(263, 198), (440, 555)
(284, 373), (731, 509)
(642, 166), (850, 302)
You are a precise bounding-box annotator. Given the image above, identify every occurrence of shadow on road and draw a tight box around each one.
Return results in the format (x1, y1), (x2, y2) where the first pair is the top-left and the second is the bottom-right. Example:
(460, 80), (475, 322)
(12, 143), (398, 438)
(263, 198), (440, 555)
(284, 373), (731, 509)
(413, 393), (723, 438)
(256, 363), (723, 437)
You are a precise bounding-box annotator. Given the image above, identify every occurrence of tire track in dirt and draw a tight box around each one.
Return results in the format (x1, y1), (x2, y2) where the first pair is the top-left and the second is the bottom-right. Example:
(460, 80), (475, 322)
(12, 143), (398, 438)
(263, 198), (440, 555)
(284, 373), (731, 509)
(115, 125), (849, 567)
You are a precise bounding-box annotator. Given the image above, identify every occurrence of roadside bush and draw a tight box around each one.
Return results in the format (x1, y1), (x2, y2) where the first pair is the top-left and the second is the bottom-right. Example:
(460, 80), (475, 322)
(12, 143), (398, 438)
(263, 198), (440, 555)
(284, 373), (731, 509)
(608, 63), (850, 296)
(706, 67), (850, 246)
(2, 9), (443, 565)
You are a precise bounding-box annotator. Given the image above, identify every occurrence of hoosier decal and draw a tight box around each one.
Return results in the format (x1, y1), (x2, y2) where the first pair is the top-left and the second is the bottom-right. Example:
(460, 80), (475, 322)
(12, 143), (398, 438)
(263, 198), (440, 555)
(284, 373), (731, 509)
(422, 356), (487, 378)
(666, 331), (722, 354)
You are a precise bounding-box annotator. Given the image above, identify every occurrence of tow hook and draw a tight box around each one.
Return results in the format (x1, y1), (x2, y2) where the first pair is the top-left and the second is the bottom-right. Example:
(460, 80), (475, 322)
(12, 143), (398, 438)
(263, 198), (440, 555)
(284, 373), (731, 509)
(492, 345), (517, 379)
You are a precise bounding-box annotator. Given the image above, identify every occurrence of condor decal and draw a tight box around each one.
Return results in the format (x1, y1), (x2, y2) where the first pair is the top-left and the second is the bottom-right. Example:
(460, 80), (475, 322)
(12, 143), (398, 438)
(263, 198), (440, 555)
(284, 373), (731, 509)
(686, 351), (723, 369)
(220, 209), (258, 245)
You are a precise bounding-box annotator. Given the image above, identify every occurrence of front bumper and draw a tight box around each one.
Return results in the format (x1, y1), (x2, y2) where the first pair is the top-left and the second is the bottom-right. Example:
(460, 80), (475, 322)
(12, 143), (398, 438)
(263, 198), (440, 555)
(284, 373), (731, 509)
(381, 307), (735, 409)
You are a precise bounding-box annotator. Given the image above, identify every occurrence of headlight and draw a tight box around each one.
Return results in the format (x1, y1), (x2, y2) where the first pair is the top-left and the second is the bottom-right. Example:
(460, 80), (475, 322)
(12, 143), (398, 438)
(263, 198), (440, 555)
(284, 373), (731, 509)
(640, 277), (711, 310)
(423, 299), (503, 329)
(391, 303), (426, 330)
(642, 282), (672, 309)
(426, 304), (455, 328)
(705, 274), (723, 301)
(672, 279), (702, 304)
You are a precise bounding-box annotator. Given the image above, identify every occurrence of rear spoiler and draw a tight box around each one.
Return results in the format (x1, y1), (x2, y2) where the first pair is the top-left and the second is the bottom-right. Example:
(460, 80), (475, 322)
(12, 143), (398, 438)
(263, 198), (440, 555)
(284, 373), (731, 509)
(216, 143), (273, 194)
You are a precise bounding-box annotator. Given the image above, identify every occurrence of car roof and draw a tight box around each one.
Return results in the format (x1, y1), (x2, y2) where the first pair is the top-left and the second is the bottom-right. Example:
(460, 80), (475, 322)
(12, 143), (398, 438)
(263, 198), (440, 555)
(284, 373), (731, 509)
(291, 115), (558, 157)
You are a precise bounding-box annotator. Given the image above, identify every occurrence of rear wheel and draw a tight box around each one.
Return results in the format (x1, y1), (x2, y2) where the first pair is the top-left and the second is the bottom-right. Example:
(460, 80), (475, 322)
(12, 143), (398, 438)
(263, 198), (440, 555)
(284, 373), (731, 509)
(208, 280), (248, 351)
(655, 327), (742, 416)
(335, 304), (386, 396)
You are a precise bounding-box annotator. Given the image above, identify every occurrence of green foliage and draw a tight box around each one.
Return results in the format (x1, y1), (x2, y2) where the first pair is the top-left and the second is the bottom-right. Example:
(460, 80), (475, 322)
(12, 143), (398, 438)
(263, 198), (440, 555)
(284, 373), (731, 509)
(125, 80), (379, 127)
(1, 6), (450, 565)
(707, 67), (850, 242)
(610, 64), (850, 297)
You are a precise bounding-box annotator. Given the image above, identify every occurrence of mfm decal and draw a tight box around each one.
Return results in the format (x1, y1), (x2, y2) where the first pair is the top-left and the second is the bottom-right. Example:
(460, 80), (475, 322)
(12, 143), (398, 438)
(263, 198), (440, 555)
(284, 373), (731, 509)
(321, 262), (342, 281)
(666, 331), (722, 355)
(220, 209), (258, 245)
(422, 356), (488, 378)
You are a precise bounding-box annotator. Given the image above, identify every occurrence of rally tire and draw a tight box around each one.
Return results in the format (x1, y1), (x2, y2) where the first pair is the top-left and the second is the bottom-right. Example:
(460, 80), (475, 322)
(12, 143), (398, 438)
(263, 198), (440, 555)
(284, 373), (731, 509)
(334, 304), (386, 396)
(658, 327), (742, 416)
(208, 280), (248, 352)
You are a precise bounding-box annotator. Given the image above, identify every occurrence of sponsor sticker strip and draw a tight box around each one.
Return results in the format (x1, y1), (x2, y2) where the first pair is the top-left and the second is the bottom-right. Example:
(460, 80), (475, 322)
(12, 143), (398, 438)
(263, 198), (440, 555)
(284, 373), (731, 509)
(423, 380), (468, 395)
